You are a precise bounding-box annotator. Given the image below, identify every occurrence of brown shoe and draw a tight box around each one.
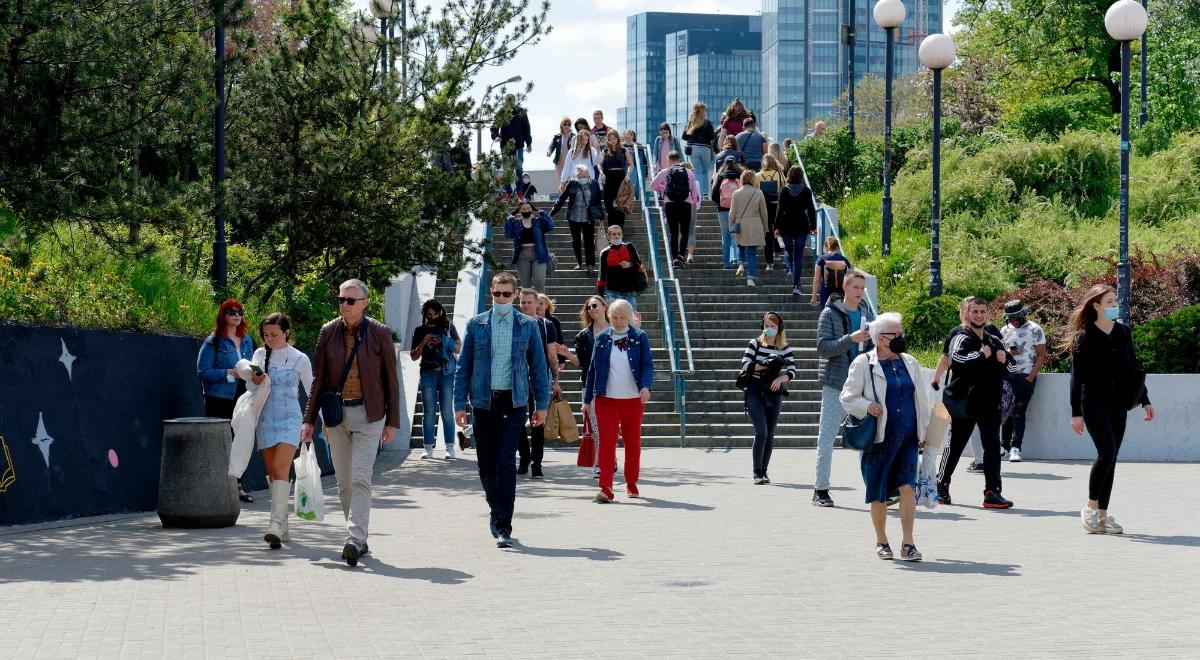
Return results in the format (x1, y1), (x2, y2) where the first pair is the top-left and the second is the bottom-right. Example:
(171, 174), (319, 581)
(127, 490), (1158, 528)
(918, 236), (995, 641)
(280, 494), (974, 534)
(595, 489), (614, 503)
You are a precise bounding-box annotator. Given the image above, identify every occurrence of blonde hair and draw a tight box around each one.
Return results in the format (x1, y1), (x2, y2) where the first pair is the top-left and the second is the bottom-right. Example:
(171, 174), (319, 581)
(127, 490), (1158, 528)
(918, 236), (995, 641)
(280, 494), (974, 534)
(758, 311), (788, 347)
(607, 299), (634, 323)
(739, 170), (757, 186)
(580, 295), (607, 328)
(686, 102), (708, 134)
(824, 236), (841, 252)
(759, 154), (783, 175)
(537, 293), (555, 313)
(559, 115), (572, 132)
(767, 142), (786, 168)
(573, 128), (593, 157)
(680, 161), (694, 170)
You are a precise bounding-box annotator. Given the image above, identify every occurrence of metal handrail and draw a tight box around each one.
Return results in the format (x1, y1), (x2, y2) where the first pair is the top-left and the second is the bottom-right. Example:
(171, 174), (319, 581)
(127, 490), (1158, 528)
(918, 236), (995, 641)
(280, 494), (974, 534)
(633, 144), (695, 446)
(789, 142), (878, 315)
(474, 218), (494, 315)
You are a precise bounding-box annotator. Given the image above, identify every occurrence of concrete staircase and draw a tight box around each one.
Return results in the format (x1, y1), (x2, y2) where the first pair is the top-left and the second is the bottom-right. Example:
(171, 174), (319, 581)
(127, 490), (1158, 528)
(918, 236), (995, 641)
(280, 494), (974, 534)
(673, 199), (823, 447)
(411, 201), (687, 447)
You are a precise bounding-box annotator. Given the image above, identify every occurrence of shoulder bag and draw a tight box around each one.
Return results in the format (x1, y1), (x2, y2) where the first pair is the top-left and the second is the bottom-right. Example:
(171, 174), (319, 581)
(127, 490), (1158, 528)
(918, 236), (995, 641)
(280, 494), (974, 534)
(729, 190), (755, 235)
(317, 320), (367, 428)
(735, 342), (760, 390)
(840, 363), (879, 451)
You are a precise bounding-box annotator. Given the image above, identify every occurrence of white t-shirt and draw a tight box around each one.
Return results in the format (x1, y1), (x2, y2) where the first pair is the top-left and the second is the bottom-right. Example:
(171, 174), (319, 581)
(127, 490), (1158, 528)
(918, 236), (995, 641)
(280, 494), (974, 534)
(1000, 320), (1046, 375)
(605, 333), (640, 399)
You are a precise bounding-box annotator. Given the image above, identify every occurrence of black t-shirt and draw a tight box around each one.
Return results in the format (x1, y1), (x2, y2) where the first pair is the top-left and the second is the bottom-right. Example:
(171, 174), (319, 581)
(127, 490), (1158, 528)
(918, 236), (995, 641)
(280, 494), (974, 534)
(410, 323), (460, 370)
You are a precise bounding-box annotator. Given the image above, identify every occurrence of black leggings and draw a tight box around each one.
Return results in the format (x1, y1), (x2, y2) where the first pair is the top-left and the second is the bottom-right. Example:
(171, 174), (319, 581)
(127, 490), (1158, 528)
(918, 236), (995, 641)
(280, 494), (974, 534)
(1083, 404), (1127, 510)
(603, 169), (627, 227)
(569, 220), (596, 267)
(664, 201), (692, 260)
(763, 201), (777, 264)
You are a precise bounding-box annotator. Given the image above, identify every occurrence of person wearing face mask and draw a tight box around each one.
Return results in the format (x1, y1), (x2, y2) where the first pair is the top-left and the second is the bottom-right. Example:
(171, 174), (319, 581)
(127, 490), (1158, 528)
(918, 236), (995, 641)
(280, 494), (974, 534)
(504, 201), (554, 292)
(514, 173), (537, 201)
(840, 312), (931, 561)
(550, 163), (605, 275)
(596, 224), (643, 310)
(999, 300), (1046, 462)
(247, 313), (314, 549)
(583, 300), (654, 502)
(740, 312), (796, 484)
(1067, 285), (1154, 535)
(410, 299), (461, 460)
(935, 296), (1017, 510)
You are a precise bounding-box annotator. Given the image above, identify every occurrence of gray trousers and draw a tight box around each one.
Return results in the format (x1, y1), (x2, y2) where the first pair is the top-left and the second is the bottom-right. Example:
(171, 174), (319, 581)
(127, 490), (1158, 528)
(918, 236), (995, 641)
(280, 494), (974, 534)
(326, 405), (385, 547)
(516, 245), (547, 292)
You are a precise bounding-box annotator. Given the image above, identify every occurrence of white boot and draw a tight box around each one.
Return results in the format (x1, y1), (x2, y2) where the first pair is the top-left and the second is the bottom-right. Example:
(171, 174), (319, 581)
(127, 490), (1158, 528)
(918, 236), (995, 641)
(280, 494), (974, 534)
(264, 480), (291, 549)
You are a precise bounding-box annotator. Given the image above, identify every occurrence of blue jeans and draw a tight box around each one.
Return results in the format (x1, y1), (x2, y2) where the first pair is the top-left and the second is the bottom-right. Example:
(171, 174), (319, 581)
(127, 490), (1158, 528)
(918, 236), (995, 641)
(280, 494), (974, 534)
(605, 291), (638, 311)
(420, 369), (455, 448)
(717, 211), (735, 267)
(815, 385), (844, 490)
(473, 393), (525, 536)
(739, 245), (758, 278)
(780, 233), (806, 287)
(687, 145), (713, 197)
(745, 384), (783, 477)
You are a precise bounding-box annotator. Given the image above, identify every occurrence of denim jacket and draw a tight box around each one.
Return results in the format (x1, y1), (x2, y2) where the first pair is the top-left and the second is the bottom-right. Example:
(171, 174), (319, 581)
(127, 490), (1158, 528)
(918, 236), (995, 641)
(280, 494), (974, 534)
(196, 333), (256, 399)
(583, 326), (654, 404)
(454, 309), (551, 412)
(504, 211), (554, 264)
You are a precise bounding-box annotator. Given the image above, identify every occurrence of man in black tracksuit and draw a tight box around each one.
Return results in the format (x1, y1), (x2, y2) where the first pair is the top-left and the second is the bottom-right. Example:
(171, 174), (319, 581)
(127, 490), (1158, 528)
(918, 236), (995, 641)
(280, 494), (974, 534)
(937, 297), (1016, 509)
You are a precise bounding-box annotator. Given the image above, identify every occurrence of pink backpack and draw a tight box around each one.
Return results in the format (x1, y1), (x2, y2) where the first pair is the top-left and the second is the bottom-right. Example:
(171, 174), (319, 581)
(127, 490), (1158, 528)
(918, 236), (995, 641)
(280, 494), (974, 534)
(719, 179), (741, 208)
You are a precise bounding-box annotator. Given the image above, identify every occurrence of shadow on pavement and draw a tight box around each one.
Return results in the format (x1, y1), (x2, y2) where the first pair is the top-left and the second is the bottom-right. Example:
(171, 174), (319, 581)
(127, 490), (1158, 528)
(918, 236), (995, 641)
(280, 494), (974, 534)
(1122, 534), (1200, 547)
(627, 497), (715, 512)
(894, 558), (1021, 576)
(507, 540), (624, 561)
(991, 507), (1078, 518)
(310, 555), (474, 583)
(1000, 472), (1071, 481)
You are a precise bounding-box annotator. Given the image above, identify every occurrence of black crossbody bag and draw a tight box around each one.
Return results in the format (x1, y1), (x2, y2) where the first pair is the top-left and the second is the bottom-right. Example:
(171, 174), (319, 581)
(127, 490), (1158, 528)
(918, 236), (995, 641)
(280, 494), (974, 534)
(318, 320), (367, 428)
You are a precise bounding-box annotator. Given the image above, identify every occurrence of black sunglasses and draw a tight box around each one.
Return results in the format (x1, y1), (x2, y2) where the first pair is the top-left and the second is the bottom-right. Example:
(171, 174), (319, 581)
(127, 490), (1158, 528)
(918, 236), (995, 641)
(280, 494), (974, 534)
(491, 290), (516, 299)
(337, 297), (365, 305)
(586, 303), (603, 310)
(225, 309), (244, 316)
(879, 332), (904, 339)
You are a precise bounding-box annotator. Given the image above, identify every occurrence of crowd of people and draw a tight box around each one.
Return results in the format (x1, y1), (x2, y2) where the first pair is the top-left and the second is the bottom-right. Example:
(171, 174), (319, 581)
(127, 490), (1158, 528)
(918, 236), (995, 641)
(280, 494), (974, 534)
(196, 98), (1156, 566)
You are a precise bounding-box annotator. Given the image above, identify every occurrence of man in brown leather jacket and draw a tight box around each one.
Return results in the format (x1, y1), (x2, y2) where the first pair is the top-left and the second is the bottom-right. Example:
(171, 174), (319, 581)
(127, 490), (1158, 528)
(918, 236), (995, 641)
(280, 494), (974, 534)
(301, 279), (399, 566)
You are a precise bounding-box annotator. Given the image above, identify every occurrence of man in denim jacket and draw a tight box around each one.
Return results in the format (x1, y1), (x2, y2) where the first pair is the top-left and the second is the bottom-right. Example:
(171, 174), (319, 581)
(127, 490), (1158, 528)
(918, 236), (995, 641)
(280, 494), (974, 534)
(454, 272), (550, 548)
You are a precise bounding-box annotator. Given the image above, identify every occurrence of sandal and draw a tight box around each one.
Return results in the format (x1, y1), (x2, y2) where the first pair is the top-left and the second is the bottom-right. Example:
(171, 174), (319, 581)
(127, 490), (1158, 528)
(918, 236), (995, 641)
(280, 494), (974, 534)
(239, 489), (253, 503)
(876, 543), (893, 560)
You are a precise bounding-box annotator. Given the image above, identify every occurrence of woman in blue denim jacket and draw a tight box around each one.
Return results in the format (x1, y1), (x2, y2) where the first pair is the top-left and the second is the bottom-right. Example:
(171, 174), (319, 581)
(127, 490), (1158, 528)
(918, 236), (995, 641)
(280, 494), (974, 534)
(410, 299), (461, 460)
(196, 299), (256, 501)
(505, 200), (554, 291)
(583, 300), (653, 502)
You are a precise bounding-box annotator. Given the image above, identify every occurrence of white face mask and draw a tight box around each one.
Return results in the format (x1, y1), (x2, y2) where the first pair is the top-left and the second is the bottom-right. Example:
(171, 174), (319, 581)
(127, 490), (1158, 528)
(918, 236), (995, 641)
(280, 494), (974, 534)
(610, 238), (622, 246)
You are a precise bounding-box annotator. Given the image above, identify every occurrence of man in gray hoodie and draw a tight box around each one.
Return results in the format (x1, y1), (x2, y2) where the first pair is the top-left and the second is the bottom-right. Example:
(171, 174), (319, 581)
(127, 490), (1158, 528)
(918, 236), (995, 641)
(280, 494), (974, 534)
(812, 269), (875, 507)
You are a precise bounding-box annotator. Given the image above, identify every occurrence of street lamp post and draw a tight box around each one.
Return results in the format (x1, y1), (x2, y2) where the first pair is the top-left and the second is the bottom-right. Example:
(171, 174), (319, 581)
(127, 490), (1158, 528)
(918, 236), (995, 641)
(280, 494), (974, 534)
(1106, 0), (1148, 324)
(370, 0), (396, 76)
(476, 76), (524, 160)
(213, 1), (227, 292)
(919, 33), (956, 298)
(1139, 0), (1148, 127)
(874, 0), (905, 257)
(845, 0), (856, 138)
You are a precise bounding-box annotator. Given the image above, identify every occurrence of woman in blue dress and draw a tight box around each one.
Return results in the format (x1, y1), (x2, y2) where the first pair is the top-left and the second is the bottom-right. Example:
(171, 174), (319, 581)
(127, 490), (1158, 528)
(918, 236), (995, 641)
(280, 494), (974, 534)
(840, 312), (932, 562)
(250, 313), (314, 549)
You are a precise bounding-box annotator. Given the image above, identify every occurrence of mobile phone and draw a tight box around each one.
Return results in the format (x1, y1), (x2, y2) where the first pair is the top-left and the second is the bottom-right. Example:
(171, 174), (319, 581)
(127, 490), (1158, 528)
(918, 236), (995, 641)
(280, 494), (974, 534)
(249, 364), (264, 376)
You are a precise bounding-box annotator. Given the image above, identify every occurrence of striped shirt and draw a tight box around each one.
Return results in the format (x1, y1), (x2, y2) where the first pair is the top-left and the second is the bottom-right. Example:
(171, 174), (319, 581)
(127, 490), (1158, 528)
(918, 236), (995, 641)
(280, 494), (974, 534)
(741, 338), (797, 381)
(490, 308), (515, 390)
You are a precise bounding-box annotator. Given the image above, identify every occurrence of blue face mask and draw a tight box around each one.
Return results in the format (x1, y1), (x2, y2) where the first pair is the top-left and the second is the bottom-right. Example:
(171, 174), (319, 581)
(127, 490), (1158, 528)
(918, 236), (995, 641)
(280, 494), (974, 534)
(493, 302), (514, 315)
(1103, 306), (1120, 321)
(763, 326), (778, 338)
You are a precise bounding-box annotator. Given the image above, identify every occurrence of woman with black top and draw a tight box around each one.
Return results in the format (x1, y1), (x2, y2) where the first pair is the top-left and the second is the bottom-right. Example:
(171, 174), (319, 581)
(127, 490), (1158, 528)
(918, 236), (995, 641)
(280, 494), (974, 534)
(504, 200), (554, 291)
(601, 131), (630, 227)
(1068, 285), (1154, 535)
(775, 166), (818, 295)
(410, 299), (461, 460)
(596, 224), (643, 310)
(550, 164), (606, 274)
(740, 312), (797, 484)
(548, 116), (574, 181)
(683, 102), (716, 196)
(570, 296), (610, 476)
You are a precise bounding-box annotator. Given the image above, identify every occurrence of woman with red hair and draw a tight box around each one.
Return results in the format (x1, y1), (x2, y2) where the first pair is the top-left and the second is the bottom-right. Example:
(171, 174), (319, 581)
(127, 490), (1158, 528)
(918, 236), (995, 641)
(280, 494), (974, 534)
(196, 298), (257, 501)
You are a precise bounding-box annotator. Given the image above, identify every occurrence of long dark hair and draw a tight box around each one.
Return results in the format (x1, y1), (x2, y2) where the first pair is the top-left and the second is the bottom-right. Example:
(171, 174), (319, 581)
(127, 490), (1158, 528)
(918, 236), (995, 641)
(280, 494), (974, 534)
(258, 312), (291, 374)
(1063, 284), (1115, 351)
(422, 299), (449, 331)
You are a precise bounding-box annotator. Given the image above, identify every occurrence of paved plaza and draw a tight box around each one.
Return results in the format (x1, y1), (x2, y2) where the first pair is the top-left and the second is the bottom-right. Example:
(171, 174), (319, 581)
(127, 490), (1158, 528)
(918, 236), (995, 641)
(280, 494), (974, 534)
(1, 448), (1197, 658)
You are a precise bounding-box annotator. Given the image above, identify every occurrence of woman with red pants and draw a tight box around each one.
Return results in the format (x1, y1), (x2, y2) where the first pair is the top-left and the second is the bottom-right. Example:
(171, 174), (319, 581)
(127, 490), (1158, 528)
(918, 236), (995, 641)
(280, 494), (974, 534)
(582, 300), (654, 502)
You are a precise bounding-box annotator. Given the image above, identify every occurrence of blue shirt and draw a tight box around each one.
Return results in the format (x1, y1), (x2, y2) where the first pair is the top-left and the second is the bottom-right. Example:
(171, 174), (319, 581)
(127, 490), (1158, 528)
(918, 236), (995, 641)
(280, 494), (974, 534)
(490, 307), (514, 390)
(847, 310), (862, 360)
(880, 358), (917, 442)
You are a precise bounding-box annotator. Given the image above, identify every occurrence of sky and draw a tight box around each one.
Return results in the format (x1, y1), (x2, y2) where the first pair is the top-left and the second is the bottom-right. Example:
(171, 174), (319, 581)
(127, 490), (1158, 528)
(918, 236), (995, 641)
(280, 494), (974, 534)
(354, 0), (964, 171)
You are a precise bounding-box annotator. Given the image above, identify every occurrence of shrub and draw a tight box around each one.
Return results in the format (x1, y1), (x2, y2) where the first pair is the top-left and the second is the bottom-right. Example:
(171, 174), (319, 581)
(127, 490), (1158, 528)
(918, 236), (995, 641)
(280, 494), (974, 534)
(1134, 305), (1200, 374)
(1129, 132), (1200, 226)
(901, 294), (962, 349)
(791, 128), (882, 204)
(1005, 92), (1110, 141)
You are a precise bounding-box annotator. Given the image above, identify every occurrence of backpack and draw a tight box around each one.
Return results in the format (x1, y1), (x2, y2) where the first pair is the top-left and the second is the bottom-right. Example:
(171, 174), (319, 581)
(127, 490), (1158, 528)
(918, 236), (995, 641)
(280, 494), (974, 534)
(822, 257), (848, 295)
(759, 172), (781, 203)
(719, 178), (741, 208)
(664, 166), (690, 202)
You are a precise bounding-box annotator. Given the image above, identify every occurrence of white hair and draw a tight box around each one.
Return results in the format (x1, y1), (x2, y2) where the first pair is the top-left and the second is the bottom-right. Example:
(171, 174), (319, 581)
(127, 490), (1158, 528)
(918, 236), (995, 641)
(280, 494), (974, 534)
(339, 278), (369, 299)
(869, 312), (903, 345)
(607, 299), (634, 321)
(574, 164), (590, 177)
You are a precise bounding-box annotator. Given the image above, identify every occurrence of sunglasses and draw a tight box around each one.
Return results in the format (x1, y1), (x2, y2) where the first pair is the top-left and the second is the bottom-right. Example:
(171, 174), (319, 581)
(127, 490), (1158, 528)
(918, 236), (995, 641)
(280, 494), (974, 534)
(879, 332), (904, 339)
(337, 297), (365, 305)
(491, 290), (516, 299)
(587, 303), (603, 310)
(225, 309), (244, 316)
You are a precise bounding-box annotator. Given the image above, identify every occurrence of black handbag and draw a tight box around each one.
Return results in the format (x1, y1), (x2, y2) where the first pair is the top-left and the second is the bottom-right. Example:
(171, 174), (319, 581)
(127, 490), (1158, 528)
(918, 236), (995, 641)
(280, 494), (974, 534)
(840, 363), (879, 451)
(735, 343), (760, 391)
(318, 320), (367, 428)
(1122, 368), (1147, 411)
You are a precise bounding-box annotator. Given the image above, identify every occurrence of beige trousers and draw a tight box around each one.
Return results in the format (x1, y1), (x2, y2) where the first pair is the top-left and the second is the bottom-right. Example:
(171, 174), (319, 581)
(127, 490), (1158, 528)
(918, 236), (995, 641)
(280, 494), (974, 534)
(326, 405), (384, 546)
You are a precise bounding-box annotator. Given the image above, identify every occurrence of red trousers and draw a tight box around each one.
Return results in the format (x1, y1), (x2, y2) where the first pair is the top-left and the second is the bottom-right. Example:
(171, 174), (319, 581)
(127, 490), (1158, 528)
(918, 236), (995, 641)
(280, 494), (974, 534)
(596, 396), (643, 493)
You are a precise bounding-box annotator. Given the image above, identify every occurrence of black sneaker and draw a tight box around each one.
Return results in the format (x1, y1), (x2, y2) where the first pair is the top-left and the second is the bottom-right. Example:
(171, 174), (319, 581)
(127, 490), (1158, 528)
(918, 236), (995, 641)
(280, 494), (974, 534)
(531, 465), (544, 479)
(983, 489), (1013, 509)
(496, 532), (513, 549)
(517, 459), (529, 475)
(966, 462), (985, 474)
(937, 484), (952, 505)
(812, 490), (834, 507)
(488, 517), (499, 539)
(360, 543), (370, 557)
(342, 543), (360, 567)
(762, 474), (771, 484)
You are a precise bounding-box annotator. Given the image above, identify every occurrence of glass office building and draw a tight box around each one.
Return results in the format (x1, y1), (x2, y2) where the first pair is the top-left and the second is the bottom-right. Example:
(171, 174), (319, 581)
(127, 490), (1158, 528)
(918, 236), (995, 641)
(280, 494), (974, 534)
(664, 25), (763, 138)
(760, 0), (942, 140)
(626, 13), (760, 151)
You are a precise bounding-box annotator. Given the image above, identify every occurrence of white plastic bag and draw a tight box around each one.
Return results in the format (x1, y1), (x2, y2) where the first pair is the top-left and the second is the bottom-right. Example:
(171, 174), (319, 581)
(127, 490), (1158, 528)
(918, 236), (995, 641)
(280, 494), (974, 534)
(293, 443), (325, 522)
(914, 447), (940, 510)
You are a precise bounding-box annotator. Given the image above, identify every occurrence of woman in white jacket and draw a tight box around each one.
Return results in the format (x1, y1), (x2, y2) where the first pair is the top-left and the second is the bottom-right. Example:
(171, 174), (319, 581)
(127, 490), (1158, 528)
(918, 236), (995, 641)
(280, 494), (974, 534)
(840, 312), (931, 562)
(559, 128), (603, 193)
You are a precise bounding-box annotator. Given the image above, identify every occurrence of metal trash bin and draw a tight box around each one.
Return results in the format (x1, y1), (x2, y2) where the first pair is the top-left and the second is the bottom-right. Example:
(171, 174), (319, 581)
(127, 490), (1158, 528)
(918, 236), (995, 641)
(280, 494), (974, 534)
(157, 417), (240, 528)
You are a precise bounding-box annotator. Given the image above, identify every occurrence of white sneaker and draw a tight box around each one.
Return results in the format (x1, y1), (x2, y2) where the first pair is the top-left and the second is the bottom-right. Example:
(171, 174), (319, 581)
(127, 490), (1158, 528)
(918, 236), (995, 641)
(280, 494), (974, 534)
(735, 265), (745, 276)
(1100, 515), (1124, 534)
(1009, 447), (1023, 462)
(422, 446), (434, 459)
(765, 263), (773, 271)
(445, 445), (456, 460)
(1082, 506), (1102, 534)
(747, 279), (756, 287)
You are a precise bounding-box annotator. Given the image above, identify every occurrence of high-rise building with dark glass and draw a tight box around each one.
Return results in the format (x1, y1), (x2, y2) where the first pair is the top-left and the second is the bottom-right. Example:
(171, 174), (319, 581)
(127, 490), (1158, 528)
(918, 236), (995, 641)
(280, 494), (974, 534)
(625, 12), (760, 150)
(664, 23), (763, 138)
